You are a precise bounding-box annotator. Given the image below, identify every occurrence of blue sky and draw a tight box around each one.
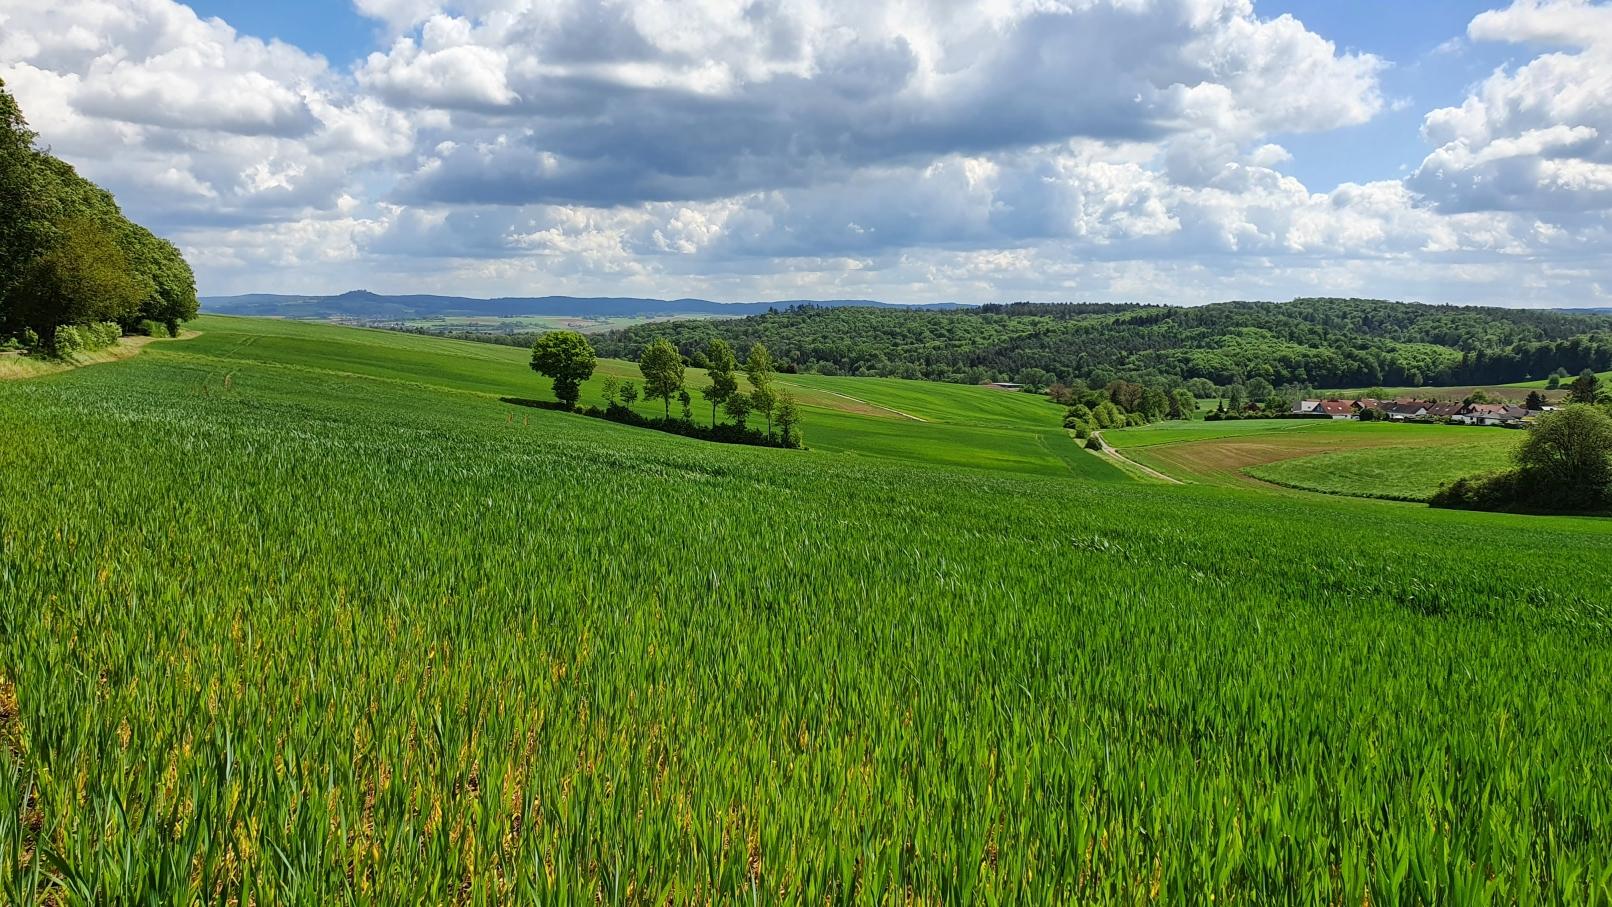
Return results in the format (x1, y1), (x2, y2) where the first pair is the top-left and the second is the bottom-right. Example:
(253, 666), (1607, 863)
(5, 0), (1611, 306)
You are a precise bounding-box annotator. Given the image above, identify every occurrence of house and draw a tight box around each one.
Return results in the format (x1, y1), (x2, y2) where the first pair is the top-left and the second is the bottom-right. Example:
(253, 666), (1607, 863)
(1385, 401), (1430, 421)
(1456, 403), (1529, 426)
(1352, 398), (1386, 412)
(1318, 400), (1356, 420)
(1293, 399), (1322, 414)
(1425, 402), (1465, 419)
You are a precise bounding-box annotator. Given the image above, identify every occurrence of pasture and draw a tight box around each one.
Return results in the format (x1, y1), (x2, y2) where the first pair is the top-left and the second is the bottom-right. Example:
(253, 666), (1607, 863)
(2, 317), (1611, 903)
(1106, 418), (1523, 488)
(1246, 438), (1524, 502)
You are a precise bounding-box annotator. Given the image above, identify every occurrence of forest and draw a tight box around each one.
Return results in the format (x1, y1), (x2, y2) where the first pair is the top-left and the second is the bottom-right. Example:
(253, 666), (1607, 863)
(592, 299), (1612, 390)
(0, 79), (196, 355)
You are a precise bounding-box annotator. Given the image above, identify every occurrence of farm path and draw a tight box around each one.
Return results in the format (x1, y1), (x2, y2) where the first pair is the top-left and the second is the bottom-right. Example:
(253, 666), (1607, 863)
(1091, 431), (1184, 484)
(807, 388), (929, 422)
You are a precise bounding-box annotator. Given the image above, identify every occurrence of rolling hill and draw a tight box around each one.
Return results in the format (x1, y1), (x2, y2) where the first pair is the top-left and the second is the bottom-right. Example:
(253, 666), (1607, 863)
(3, 316), (1611, 902)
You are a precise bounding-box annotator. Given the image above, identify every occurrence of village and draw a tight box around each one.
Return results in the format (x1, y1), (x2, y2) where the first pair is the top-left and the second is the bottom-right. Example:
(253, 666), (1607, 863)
(1294, 396), (1539, 426)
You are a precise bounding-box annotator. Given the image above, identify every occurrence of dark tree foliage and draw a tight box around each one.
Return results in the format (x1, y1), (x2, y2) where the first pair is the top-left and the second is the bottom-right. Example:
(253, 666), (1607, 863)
(0, 79), (197, 344)
(591, 299), (1612, 390)
(1432, 406), (1612, 513)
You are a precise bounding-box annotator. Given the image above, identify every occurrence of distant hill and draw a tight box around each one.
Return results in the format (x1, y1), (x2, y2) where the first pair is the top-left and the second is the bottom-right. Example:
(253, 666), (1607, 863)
(1560, 308), (1612, 315)
(200, 290), (965, 320)
(594, 298), (1612, 389)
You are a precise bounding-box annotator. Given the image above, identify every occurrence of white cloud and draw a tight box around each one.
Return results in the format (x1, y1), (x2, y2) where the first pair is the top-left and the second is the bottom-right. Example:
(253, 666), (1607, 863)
(1410, 0), (1612, 213)
(2, 0), (1610, 307)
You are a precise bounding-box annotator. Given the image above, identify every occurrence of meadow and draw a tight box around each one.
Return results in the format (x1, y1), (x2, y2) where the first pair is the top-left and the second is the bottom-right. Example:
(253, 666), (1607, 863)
(1105, 418), (1524, 490)
(1246, 438), (1524, 502)
(2, 316), (1611, 903)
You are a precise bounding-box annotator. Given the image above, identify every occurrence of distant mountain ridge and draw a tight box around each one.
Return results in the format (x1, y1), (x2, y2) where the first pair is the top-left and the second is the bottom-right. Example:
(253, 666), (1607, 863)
(201, 290), (966, 320)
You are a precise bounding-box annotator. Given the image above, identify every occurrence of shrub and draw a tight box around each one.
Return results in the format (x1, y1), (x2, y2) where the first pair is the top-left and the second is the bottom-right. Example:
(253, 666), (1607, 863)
(52, 325), (84, 356)
(1085, 435), (1104, 451)
(138, 319), (171, 338)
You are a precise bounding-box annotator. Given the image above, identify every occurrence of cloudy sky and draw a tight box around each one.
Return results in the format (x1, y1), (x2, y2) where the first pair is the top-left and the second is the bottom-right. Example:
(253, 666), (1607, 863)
(2, 0), (1609, 306)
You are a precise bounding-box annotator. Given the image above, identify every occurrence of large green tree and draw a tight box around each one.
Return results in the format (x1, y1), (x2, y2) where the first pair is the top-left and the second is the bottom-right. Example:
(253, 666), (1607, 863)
(701, 338), (738, 426)
(1568, 369), (1602, 405)
(1516, 405), (1612, 500)
(746, 342), (777, 438)
(0, 79), (198, 341)
(11, 217), (148, 346)
(529, 330), (596, 409)
(639, 337), (685, 419)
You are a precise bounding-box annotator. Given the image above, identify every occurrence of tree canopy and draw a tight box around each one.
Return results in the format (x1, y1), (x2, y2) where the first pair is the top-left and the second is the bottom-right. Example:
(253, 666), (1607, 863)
(639, 337), (686, 419)
(594, 299), (1612, 391)
(0, 78), (198, 347)
(529, 331), (596, 408)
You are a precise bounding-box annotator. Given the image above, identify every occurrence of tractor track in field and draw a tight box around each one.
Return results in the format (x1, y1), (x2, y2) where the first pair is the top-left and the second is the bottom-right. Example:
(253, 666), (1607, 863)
(1090, 432), (1184, 484)
(810, 388), (929, 422)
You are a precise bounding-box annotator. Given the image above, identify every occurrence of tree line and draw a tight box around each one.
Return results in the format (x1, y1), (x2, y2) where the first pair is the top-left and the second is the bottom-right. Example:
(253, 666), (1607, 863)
(591, 299), (1612, 392)
(528, 331), (803, 449)
(0, 79), (197, 355)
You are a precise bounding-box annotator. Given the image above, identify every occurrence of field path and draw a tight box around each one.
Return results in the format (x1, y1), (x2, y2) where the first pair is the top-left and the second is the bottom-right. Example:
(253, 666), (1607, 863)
(1091, 432), (1183, 484)
(805, 387), (930, 422)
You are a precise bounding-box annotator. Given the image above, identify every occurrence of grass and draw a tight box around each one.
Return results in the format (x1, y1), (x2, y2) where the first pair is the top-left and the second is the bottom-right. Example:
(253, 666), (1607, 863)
(1245, 438), (1524, 501)
(0, 334), (195, 380)
(1510, 370), (1612, 389)
(3, 316), (1612, 902)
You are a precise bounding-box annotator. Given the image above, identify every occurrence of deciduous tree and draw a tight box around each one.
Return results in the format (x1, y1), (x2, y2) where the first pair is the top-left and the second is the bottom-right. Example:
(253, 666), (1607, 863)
(747, 342), (777, 437)
(702, 338), (738, 425)
(640, 337), (685, 419)
(1516, 405), (1612, 499)
(529, 330), (596, 409)
(1568, 369), (1602, 405)
(11, 217), (146, 349)
(776, 391), (802, 447)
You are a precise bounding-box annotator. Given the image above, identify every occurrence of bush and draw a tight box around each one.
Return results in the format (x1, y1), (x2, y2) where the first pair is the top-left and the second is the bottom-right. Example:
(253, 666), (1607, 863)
(1085, 435), (1105, 451)
(138, 319), (171, 338)
(52, 325), (84, 356)
(1430, 471), (1530, 511)
(0, 336), (19, 352)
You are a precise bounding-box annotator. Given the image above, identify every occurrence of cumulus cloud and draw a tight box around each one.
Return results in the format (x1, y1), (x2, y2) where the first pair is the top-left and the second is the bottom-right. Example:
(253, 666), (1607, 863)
(0, 0), (414, 230)
(3, 0), (1612, 306)
(1410, 0), (1612, 213)
(370, 0), (1385, 206)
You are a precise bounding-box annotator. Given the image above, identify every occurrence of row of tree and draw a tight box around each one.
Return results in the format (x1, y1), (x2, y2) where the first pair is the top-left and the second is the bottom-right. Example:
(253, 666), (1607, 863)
(529, 331), (803, 447)
(0, 79), (197, 352)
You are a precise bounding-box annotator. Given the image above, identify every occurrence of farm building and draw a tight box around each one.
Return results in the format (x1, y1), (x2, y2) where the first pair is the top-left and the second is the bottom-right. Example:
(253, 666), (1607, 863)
(1455, 404), (1530, 426)
(1318, 400), (1356, 420)
(1426, 402), (1465, 419)
(1386, 401), (1430, 420)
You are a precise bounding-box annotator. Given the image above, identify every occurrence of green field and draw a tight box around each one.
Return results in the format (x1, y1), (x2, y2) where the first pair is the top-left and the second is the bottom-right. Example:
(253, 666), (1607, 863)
(1246, 439), (1524, 501)
(1510, 370), (1612, 389)
(4, 316), (1612, 903)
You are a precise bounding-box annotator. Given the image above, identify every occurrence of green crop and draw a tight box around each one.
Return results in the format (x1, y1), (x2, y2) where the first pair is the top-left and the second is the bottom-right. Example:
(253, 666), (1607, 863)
(2, 317), (1610, 903)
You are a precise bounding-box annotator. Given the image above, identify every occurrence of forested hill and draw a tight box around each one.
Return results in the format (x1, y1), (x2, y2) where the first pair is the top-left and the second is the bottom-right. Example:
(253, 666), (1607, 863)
(593, 298), (1612, 388)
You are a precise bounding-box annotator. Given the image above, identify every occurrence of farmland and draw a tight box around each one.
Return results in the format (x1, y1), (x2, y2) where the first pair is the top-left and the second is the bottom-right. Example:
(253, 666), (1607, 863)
(1247, 439), (1524, 502)
(3, 317), (1612, 903)
(1105, 418), (1524, 489)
